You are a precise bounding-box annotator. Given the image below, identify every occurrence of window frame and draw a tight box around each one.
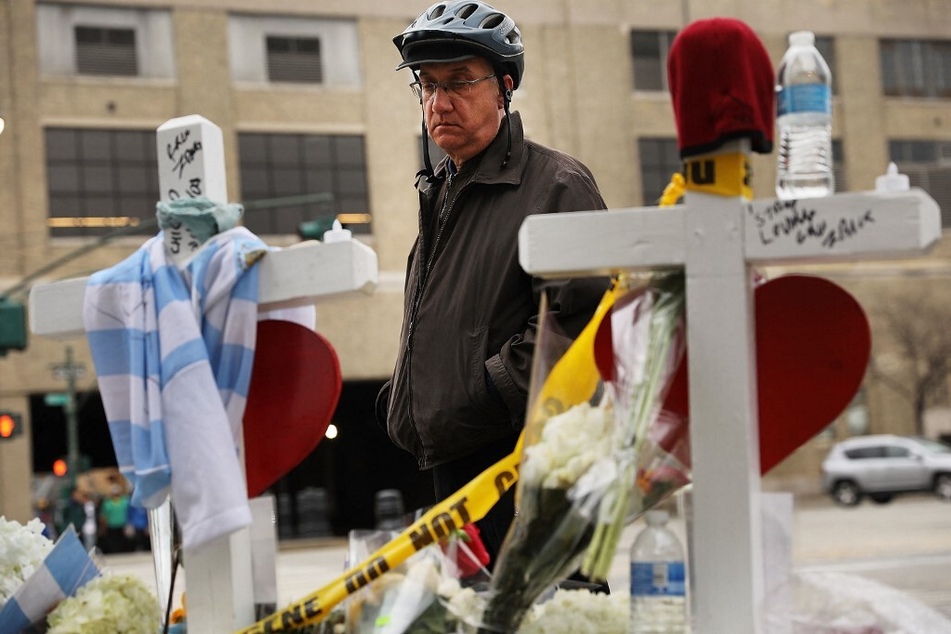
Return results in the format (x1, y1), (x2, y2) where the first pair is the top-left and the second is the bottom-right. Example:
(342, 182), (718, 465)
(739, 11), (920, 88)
(74, 24), (139, 77)
(45, 127), (159, 238)
(880, 38), (951, 99)
(630, 30), (678, 92)
(265, 35), (324, 84)
(238, 132), (371, 236)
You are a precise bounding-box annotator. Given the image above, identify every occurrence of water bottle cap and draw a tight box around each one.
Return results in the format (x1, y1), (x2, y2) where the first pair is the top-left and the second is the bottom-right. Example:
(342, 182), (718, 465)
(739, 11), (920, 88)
(875, 162), (910, 192)
(789, 31), (815, 46)
(322, 219), (353, 243)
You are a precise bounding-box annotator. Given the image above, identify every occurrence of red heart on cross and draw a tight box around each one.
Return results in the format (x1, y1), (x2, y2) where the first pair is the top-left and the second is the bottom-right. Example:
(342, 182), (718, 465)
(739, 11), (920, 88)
(243, 319), (342, 498)
(597, 274), (871, 475)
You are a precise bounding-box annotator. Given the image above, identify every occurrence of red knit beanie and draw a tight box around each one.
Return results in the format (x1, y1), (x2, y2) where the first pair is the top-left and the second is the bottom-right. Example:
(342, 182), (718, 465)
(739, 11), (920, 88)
(667, 18), (774, 159)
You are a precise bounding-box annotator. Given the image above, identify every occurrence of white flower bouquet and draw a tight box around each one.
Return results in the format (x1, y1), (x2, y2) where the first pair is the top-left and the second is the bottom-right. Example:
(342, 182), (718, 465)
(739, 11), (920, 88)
(519, 588), (628, 634)
(0, 516), (160, 634)
(46, 573), (161, 634)
(339, 530), (489, 634)
(478, 291), (619, 633)
(0, 517), (53, 611)
(581, 271), (691, 581)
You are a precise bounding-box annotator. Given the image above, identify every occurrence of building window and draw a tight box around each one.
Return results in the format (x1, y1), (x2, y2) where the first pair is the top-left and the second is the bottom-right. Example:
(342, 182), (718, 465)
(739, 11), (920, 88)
(832, 139), (847, 193)
(36, 5), (174, 79)
(229, 15), (360, 87)
(238, 133), (370, 236)
(45, 128), (159, 238)
(266, 36), (322, 83)
(889, 140), (951, 227)
(880, 39), (951, 98)
(630, 30), (677, 92)
(814, 35), (838, 94)
(75, 25), (138, 76)
(638, 138), (682, 205)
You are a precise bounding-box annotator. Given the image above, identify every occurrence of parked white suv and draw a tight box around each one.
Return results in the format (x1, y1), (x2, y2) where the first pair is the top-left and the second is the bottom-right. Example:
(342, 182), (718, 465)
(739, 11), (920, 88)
(821, 435), (951, 506)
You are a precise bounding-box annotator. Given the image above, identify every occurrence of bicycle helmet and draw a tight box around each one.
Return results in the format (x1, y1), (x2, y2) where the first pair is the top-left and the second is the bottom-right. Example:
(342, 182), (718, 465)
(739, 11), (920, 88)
(394, 1), (524, 90)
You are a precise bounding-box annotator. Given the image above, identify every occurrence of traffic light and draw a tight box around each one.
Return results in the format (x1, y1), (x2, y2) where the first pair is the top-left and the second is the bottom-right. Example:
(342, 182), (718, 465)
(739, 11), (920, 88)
(0, 411), (22, 439)
(0, 298), (28, 356)
(297, 216), (337, 241)
(52, 458), (68, 477)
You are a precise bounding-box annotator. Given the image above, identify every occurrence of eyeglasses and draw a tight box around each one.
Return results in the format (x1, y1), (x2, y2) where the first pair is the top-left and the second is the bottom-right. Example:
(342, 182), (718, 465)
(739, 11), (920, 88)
(410, 74), (496, 101)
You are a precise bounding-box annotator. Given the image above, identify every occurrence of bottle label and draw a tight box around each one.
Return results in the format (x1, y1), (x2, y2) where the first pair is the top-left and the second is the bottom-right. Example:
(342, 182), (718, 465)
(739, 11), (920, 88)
(777, 84), (831, 117)
(630, 561), (686, 597)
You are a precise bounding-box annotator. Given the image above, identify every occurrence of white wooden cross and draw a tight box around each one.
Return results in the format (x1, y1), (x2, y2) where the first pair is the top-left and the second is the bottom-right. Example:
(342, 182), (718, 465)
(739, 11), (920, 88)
(518, 138), (941, 633)
(29, 115), (379, 632)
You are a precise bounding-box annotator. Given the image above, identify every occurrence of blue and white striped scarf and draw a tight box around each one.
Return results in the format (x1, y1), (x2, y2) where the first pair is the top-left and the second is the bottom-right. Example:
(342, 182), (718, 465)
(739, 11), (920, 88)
(83, 227), (266, 549)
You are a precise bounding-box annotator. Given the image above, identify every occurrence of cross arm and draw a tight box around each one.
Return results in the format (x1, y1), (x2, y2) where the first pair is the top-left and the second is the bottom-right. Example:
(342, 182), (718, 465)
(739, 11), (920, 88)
(29, 238), (378, 339)
(518, 188), (941, 278)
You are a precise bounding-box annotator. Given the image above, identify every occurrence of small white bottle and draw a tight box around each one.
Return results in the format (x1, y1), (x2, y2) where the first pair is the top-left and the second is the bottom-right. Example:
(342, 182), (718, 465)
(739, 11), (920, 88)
(775, 31), (834, 200)
(630, 510), (687, 634)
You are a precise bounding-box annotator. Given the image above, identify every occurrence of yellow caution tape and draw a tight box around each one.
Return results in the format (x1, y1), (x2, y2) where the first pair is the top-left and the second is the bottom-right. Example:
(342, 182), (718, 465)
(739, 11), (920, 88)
(524, 285), (618, 434)
(683, 151), (752, 199)
(236, 286), (618, 633)
(236, 448), (520, 633)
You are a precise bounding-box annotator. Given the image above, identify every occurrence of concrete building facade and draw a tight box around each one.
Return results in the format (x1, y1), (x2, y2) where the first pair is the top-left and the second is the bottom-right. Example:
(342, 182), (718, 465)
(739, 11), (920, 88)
(1, 0), (949, 522)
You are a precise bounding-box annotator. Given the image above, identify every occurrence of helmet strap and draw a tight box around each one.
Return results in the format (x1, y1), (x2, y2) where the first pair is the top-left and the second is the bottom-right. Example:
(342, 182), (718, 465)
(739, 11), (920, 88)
(415, 70), (436, 181)
(499, 77), (513, 169)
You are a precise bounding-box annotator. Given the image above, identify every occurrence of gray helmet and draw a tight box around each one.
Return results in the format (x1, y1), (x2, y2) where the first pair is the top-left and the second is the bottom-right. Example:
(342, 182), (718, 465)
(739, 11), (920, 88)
(393, 1), (524, 89)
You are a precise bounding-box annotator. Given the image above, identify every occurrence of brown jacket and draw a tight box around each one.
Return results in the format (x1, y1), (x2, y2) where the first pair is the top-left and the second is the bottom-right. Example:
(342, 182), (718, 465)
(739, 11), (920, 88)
(378, 111), (610, 469)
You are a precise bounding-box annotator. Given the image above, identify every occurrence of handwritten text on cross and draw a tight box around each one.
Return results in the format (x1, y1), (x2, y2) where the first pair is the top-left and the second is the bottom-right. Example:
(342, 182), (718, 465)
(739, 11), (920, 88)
(165, 129), (204, 201)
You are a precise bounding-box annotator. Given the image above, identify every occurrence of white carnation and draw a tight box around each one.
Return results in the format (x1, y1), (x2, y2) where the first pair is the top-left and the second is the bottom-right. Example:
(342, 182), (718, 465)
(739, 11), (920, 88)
(522, 402), (615, 488)
(0, 516), (53, 609)
(518, 588), (628, 634)
(46, 573), (161, 634)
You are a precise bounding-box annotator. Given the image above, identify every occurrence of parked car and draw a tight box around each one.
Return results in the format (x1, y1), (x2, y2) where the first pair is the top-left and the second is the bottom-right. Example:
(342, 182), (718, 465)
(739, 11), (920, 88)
(821, 435), (951, 507)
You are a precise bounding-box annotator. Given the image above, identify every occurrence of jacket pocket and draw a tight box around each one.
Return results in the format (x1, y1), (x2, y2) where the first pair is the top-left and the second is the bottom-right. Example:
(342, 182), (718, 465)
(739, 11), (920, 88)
(468, 327), (509, 420)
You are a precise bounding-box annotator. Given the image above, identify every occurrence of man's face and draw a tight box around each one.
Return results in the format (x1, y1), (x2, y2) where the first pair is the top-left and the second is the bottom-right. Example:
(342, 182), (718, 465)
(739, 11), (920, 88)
(418, 58), (510, 167)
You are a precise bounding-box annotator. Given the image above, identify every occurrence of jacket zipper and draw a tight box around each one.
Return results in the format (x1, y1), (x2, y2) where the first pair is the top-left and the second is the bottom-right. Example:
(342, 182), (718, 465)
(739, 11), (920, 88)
(409, 171), (457, 342)
(404, 172), (463, 460)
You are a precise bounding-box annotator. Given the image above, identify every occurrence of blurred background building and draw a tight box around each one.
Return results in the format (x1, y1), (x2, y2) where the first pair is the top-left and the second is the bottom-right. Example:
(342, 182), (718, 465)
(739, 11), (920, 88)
(1, 0), (949, 534)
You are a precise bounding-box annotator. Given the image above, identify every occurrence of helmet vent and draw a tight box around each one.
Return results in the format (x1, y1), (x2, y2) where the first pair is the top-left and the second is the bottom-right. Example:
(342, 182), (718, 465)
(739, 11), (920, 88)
(457, 3), (479, 19)
(480, 14), (504, 29)
(429, 4), (447, 19)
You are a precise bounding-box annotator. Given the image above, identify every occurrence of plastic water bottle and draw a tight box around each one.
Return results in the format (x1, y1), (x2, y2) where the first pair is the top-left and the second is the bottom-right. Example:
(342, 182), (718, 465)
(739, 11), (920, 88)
(775, 31), (834, 200)
(630, 510), (687, 633)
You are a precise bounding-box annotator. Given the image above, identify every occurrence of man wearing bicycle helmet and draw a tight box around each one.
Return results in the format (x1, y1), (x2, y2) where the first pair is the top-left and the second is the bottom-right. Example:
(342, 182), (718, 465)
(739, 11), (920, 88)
(377, 0), (610, 567)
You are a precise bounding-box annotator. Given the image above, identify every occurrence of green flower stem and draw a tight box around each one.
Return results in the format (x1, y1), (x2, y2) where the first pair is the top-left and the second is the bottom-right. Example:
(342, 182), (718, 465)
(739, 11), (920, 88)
(581, 273), (685, 581)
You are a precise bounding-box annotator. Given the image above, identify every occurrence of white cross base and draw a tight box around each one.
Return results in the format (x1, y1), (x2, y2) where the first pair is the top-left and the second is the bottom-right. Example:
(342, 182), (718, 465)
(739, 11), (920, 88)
(518, 140), (941, 633)
(29, 115), (379, 632)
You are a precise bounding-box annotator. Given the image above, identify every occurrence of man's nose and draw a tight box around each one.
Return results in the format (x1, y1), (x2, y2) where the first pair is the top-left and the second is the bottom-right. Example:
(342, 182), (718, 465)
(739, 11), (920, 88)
(430, 85), (453, 110)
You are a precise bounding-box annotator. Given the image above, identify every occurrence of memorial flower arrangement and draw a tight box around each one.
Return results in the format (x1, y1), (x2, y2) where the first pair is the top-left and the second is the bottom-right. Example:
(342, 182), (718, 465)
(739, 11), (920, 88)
(478, 292), (619, 633)
(478, 267), (691, 630)
(582, 271), (691, 581)
(330, 531), (488, 634)
(0, 517), (53, 609)
(0, 516), (160, 633)
(518, 588), (627, 634)
(46, 573), (161, 634)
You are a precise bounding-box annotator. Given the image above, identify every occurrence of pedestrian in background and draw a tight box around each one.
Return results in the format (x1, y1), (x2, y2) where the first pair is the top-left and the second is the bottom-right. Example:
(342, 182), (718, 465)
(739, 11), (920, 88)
(99, 480), (131, 553)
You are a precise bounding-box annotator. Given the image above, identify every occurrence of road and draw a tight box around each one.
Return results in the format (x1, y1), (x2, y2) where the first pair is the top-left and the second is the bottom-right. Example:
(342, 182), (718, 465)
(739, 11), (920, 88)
(791, 493), (951, 630)
(103, 493), (951, 631)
